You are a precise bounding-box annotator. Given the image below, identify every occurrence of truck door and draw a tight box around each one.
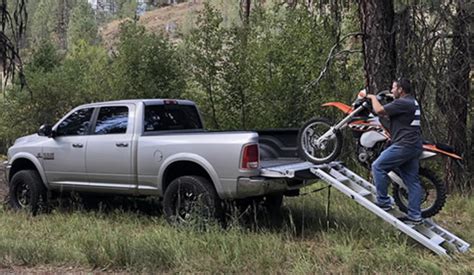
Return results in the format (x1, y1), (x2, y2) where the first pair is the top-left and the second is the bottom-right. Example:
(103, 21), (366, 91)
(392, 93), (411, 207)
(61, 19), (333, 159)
(86, 105), (135, 191)
(42, 107), (94, 186)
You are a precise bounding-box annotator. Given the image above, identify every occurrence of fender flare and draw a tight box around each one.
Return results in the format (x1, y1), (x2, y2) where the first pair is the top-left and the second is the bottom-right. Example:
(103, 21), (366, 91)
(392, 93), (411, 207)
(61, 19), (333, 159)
(10, 152), (49, 188)
(157, 153), (222, 197)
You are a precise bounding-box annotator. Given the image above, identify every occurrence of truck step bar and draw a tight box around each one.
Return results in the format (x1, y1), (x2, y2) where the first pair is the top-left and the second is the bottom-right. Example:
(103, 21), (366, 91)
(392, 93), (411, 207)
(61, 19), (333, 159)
(261, 161), (470, 256)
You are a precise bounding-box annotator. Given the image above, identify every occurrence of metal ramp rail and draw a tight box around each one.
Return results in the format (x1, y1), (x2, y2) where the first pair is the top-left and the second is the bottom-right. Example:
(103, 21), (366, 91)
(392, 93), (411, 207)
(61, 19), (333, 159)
(261, 161), (470, 256)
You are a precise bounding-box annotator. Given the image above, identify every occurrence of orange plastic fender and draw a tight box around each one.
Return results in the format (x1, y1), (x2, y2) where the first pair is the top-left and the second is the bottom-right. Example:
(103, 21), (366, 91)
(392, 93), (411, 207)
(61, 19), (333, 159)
(322, 102), (353, 114)
(423, 144), (462, 160)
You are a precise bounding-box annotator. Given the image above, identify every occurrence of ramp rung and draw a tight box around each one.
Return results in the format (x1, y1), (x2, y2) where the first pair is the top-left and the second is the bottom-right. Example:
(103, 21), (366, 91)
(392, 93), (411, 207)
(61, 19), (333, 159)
(430, 235), (446, 246)
(459, 245), (470, 253)
(358, 190), (372, 197)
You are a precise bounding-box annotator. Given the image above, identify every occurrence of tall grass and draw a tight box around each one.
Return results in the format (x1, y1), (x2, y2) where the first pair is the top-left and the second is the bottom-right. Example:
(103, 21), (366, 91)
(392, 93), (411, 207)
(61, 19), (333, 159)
(0, 183), (472, 272)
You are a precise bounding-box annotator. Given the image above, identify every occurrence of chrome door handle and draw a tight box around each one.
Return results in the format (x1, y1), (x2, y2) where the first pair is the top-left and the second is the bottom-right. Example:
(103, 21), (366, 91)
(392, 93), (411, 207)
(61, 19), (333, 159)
(72, 143), (83, 148)
(115, 142), (129, 147)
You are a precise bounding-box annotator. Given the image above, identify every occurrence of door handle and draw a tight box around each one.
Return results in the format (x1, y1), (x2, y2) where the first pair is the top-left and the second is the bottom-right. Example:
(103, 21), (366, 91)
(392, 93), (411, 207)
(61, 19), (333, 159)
(115, 142), (129, 147)
(72, 143), (83, 148)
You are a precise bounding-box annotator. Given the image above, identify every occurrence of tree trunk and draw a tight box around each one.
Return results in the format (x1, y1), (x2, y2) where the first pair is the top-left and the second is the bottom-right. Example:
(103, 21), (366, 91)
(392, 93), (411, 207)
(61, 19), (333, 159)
(57, 0), (68, 50)
(444, 0), (470, 192)
(469, 3), (474, 191)
(241, 0), (251, 24)
(358, 0), (396, 93)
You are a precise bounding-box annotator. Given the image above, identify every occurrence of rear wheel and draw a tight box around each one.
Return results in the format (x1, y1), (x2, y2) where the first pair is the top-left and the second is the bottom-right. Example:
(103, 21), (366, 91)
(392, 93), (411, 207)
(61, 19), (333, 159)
(392, 168), (446, 218)
(163, 176), (222, 225)
(298, 117), (343, 164)
(8, 170), (48, 215)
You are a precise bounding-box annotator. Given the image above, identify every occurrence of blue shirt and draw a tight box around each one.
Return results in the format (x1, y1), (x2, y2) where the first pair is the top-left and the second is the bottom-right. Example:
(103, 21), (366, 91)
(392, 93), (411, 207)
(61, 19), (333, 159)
(383, 95), (422, 147)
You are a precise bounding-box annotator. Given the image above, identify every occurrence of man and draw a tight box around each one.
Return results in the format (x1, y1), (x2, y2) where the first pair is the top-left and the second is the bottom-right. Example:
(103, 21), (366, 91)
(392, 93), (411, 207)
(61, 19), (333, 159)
(365, 78), (423, 225)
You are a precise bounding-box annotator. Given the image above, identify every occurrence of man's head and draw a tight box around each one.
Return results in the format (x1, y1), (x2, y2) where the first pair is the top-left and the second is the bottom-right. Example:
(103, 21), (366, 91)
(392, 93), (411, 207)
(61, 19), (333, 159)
(391, 77), (412, 98)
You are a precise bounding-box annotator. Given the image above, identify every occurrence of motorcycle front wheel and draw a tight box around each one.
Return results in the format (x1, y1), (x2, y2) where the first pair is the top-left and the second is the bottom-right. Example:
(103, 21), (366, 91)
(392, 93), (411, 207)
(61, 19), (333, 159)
(297, 117), (343, 164)
(392, 167), (447, 218)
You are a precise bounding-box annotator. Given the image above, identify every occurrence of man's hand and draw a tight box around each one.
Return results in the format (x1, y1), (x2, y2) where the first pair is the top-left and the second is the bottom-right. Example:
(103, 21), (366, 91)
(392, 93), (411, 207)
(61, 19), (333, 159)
(366, 94), (387, 116)
(366, 94), (376, 100)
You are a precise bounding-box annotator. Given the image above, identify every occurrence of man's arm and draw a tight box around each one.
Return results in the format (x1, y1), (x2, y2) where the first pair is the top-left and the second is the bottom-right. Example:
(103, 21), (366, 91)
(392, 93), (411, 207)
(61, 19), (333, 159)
(366, 94), (387, 116)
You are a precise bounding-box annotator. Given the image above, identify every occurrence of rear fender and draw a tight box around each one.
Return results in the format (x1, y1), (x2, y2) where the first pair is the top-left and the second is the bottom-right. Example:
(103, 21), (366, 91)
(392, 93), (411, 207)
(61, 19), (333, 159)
(158, 153), (222, 197)
(322, 102), (353, 114)
(422, 144), (462, 160)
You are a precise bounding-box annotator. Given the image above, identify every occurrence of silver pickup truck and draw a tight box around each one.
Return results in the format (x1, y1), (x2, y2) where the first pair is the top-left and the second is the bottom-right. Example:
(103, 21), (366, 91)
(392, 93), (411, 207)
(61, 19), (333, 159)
(5, 99), (312, 222)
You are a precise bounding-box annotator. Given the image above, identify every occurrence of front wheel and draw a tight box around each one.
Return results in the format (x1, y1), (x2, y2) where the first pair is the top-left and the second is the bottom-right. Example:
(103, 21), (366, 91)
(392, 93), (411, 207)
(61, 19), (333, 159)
(297, 117), (343, 164)
(392, 167), (447, 218)
(8, 170), (48, 215)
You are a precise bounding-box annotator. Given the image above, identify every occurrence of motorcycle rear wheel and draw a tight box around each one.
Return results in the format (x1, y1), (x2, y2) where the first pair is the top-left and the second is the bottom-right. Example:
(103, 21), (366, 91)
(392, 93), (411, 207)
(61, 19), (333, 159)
(392, 167), (446, 218)
(297, 117), (343, 164)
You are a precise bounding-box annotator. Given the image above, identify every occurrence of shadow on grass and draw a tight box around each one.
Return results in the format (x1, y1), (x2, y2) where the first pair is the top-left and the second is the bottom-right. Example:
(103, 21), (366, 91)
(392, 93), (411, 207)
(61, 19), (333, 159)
(24, 188), (375, 240)
(49, 191), (163, 216)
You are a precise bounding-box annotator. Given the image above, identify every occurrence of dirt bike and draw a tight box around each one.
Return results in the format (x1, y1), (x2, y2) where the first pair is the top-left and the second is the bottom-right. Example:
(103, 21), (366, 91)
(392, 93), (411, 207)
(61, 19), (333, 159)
(297, 90), (462, 218)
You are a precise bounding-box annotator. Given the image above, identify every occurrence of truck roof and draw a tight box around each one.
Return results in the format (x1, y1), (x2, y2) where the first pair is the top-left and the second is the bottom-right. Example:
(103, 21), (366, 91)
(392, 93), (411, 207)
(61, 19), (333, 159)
(75, 99), (196, 109)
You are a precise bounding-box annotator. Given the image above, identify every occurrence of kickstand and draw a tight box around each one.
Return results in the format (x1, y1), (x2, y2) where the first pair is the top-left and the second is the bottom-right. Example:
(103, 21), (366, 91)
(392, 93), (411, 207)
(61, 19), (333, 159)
(325, 185), (331, 231)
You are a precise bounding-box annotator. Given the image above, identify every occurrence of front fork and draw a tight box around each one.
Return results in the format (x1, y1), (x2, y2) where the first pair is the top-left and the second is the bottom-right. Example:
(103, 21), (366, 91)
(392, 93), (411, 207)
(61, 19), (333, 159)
(315, 105), (366, 147)
(388, 172), (407, 190)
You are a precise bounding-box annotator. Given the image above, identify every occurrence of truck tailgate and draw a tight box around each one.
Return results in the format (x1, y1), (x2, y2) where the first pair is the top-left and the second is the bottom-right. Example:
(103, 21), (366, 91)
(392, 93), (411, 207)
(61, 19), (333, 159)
(260, 160), (318, 179)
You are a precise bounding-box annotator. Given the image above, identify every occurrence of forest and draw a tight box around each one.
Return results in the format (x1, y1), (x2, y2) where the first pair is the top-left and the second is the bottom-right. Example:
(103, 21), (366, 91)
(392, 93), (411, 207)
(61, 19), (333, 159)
(0, 0), (471, 190)
(0, 0), (472, 272)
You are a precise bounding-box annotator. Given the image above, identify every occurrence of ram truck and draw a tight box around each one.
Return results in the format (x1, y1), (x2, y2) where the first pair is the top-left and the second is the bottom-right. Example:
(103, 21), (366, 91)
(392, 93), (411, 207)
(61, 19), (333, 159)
(5, 99), (313, 221)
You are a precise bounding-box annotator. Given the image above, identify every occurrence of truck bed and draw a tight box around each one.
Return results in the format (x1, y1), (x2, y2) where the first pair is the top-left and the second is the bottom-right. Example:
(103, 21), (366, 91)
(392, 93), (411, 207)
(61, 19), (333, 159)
(257, 129), (318, 180)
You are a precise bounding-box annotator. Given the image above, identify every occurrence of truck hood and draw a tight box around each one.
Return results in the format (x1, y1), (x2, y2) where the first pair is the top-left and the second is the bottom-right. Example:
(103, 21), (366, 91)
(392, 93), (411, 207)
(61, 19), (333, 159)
(14, 134), (47, 145)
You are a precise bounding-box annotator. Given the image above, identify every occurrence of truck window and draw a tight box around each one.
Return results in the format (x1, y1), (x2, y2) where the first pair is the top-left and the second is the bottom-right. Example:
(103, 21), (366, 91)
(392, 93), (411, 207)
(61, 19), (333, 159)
(93, 106), (129, 135)
(144, 104), (202, 132)
(56, 108), (93, 136)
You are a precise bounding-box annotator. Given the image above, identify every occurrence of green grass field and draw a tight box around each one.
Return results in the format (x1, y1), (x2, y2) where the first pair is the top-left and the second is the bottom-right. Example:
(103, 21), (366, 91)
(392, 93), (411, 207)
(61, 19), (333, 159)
(0, 183), (472, 273)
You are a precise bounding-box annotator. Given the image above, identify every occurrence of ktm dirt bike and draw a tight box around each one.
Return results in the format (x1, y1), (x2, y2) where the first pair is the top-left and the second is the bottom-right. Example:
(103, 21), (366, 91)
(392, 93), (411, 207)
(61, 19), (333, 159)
(297, 90), (462, 218)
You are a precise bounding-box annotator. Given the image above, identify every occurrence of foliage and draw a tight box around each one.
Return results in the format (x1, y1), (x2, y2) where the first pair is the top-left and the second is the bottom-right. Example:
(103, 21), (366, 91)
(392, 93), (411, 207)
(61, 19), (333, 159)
(110, 21), (185, 100)
(29, 0), (58, 45)
(0, 39), (112, 145)
(0, 1), (470, 189)
(184, 4), (364, 130)
(67, 0), (99, 47)
(184, 2), (226, 129)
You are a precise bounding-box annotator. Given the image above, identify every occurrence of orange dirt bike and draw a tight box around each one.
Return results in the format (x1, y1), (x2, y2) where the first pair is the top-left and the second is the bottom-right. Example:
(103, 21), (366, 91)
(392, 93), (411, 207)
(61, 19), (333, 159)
(297, 90), (462, 217)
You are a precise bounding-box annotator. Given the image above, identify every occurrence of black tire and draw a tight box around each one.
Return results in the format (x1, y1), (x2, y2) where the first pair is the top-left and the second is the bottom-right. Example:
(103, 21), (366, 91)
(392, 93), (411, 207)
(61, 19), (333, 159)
(263, 193), (283, 214)
(233, 193), (284, 228)
(263, 193), (284, 226)
(8, 170), (48, 215)
(392, 167), (447, 218)
(297, 117), (343, 164)
(163, 176), (222, 225)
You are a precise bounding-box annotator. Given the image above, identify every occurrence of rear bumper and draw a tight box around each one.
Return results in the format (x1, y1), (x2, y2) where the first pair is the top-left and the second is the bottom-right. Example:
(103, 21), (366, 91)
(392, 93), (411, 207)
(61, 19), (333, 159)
(235, 176), (289, 198)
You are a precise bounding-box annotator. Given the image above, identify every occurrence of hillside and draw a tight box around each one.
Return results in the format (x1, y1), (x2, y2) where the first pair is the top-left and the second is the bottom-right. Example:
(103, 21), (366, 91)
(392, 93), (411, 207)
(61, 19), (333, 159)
(100, 1), (204, 48)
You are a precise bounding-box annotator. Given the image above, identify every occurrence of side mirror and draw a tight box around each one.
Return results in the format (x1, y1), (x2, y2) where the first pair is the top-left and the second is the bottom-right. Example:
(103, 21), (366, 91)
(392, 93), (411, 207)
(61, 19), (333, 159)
(38, 124), (54, 138)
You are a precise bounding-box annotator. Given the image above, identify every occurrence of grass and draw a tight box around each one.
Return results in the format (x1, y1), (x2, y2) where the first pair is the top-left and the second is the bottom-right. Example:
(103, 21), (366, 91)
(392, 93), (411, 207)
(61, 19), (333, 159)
(0, 182), (472, 273)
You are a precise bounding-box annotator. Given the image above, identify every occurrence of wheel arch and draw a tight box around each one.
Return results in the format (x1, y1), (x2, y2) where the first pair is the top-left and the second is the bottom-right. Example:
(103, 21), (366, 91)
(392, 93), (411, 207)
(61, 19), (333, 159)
(159, 154), (222, 199)
(9, 153), (48, 188)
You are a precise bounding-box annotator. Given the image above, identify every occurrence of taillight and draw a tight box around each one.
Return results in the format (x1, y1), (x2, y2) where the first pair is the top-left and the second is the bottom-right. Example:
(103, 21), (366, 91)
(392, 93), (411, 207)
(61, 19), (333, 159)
(241, 144), (259, 170)
(164, 99), (178, 105)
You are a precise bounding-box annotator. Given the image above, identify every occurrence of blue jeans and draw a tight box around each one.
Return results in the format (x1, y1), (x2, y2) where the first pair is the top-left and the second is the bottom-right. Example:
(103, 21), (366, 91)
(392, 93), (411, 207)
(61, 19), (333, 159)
(372, 143), (423, 220)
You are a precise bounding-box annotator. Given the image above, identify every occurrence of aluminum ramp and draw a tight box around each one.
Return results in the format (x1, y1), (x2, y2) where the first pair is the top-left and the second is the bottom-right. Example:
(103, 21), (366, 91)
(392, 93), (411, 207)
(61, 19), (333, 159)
(261, 161), (470, 256)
